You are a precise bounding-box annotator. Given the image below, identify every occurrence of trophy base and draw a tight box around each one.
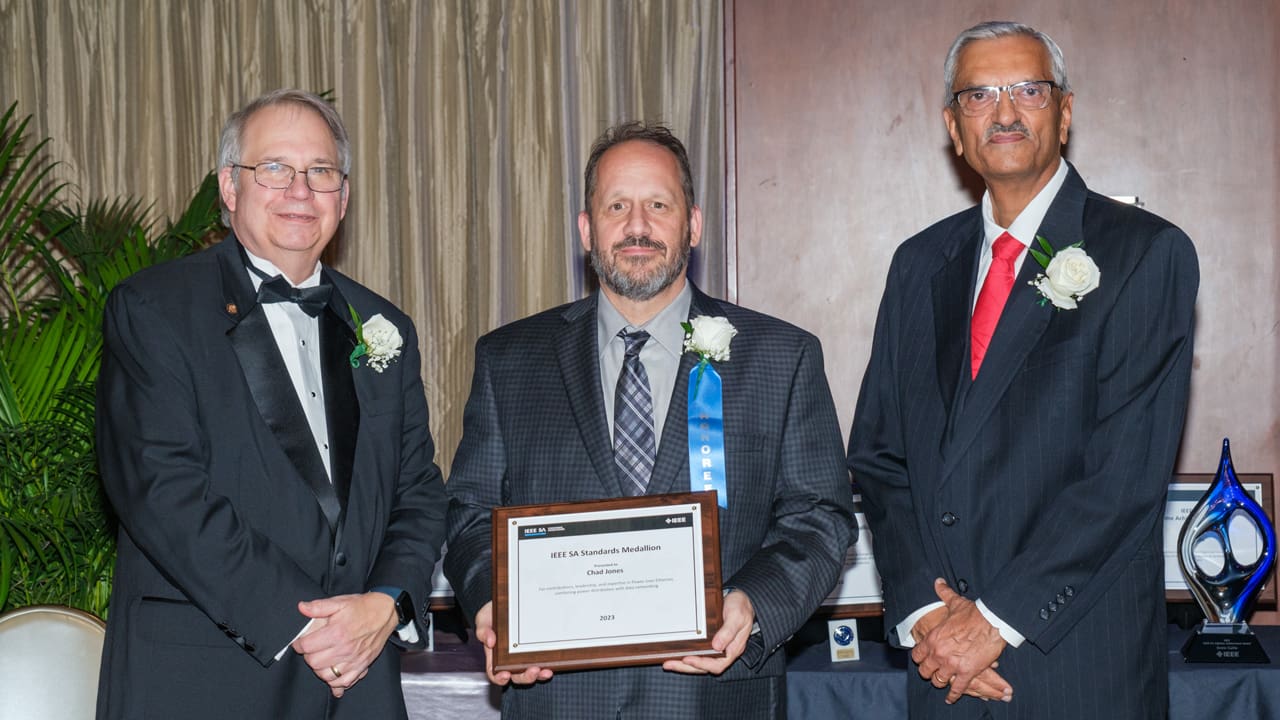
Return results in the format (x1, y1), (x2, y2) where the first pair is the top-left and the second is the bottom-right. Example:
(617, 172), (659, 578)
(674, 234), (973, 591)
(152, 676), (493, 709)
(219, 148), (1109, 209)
(1182, 621), (1271, 663)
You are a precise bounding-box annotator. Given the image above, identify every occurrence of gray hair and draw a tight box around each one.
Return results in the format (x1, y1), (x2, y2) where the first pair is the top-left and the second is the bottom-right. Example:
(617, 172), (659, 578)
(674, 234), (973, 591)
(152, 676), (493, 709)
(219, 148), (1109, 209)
(216, 89), (351, 225)
(583, 121), (695, 219)
(942, 21), (1071, 107)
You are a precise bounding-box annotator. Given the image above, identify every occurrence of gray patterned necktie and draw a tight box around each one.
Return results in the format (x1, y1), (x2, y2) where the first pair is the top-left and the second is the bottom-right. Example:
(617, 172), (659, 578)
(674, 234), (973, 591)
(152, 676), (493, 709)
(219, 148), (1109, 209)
(613, 330), (655, 496)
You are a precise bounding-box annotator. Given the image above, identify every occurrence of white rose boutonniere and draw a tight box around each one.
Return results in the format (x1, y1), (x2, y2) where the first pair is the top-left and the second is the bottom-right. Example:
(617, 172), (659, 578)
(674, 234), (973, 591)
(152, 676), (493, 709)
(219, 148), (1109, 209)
(682, 315), (737, 363)
(682, 315), (737, 395)
(1029, 237), (1101, 310)
(348, 306), (403, 372)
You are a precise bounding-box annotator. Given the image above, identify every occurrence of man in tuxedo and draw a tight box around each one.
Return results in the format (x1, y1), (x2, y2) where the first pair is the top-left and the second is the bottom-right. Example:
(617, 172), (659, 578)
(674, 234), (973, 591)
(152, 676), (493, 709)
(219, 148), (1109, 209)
(95, 89), (446, 719)
(848, 21), (1197, 718)
(444, 122), (855, 718)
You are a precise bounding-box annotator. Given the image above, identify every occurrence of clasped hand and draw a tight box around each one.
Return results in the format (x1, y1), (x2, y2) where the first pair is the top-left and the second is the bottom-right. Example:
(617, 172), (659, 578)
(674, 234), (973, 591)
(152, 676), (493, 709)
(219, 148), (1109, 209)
(911, 578), (1013, 705)
(291, 592), (399, 698)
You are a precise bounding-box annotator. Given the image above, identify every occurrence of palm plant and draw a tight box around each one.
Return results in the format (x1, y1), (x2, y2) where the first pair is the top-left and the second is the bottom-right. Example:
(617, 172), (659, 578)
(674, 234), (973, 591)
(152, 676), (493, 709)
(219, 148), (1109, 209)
(0, 102), (221, 617)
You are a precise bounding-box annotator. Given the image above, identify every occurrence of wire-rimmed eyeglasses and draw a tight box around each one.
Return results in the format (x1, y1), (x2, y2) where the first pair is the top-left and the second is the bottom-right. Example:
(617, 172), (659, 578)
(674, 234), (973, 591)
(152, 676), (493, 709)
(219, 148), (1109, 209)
(950, 80), (1059, 117)
(230, 161), (347, 193)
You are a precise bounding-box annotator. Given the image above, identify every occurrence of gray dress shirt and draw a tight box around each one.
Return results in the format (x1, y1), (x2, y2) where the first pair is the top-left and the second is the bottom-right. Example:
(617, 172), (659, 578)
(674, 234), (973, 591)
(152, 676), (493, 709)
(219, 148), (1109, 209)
(596, 282), (693, 450)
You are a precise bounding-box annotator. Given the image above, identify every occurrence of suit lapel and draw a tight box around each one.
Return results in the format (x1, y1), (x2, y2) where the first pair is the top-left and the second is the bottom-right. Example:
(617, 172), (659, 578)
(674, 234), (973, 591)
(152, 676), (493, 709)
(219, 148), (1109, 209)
(931, 217), (982, 426)
(647, 345), (698, 497)
(647, 288), (715, 497)
(218, 240), (341, 533)
(939, 262), (1053, 476)
(320, 275), (359, 520)
(937, 167), (1087, 481)
(555, 295), (625, 497)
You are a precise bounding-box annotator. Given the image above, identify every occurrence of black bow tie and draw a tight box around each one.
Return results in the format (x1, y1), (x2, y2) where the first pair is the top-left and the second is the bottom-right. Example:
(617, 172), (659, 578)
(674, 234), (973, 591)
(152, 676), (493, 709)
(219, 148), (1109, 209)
(256, 275), (333, 317)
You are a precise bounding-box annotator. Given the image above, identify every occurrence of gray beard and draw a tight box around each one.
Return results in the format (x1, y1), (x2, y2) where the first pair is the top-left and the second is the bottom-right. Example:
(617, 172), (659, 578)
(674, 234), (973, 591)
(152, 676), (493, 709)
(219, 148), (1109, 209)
(589, 234), (690, 302)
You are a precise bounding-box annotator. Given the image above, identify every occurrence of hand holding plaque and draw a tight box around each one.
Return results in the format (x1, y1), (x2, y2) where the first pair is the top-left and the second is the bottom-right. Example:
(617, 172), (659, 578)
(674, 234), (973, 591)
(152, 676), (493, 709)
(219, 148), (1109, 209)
(1177, 438), (1277, 663)
(490, 491), (724, 672)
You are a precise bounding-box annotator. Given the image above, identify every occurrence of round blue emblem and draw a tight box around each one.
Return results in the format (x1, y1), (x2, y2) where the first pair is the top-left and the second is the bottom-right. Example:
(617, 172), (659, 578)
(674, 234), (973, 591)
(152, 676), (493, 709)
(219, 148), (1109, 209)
(832, 624), (854, 646)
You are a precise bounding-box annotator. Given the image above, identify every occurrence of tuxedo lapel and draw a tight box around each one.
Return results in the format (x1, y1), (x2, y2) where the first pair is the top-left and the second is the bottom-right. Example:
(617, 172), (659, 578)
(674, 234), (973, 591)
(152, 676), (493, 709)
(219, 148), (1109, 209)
(555, 296), (624, 497)
(320, 277), (359, 519)
(218, 241), (341, 533)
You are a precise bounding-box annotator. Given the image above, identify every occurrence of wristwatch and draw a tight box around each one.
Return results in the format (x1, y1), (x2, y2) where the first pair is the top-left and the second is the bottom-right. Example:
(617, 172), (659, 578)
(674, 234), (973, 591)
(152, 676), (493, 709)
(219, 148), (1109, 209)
(371, 586), (414, 629)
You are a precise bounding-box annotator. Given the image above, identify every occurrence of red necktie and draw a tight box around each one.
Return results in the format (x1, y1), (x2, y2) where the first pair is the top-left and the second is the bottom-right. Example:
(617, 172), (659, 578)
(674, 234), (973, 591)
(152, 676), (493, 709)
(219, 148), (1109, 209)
(970, 232), (1022, 378)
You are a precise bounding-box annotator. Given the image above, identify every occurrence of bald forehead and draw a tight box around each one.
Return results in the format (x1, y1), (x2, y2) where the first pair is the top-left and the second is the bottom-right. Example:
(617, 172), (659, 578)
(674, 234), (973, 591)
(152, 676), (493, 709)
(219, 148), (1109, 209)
(241, 103), (340, 165)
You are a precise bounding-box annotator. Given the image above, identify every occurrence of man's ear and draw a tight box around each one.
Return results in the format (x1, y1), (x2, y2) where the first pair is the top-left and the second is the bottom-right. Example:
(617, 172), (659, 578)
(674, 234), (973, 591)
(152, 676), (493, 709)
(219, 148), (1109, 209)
(688, 205), (703, 249)
(218, 166), (238, 214)
(1058, 91), (1074, 146)
(577, 210), (593, 253)
(943, 107), (964, 157)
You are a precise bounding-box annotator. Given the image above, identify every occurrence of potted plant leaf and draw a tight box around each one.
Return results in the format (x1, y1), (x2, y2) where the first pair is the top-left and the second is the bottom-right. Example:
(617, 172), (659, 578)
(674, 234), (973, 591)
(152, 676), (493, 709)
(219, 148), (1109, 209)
(0, 102), (221, 618)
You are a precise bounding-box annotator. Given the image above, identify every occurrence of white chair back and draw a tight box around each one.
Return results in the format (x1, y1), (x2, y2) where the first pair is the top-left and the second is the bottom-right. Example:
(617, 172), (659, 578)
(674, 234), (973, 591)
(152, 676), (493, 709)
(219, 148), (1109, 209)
(0, 605), (106, 720)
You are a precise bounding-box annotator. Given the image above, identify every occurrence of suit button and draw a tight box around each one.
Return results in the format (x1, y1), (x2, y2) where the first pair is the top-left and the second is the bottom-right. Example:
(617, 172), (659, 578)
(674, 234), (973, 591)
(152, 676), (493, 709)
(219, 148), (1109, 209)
(244, 643), (256, 653)
(1039, 608), (1050, 620)
(957, 579), (969, 594)
(1056, 593), (1066, 604)
(941, 512), (958, 526)
(335, 552), (347, 566)
(1048, 601), (1059, 612)
(1064, 585), (1074, 597)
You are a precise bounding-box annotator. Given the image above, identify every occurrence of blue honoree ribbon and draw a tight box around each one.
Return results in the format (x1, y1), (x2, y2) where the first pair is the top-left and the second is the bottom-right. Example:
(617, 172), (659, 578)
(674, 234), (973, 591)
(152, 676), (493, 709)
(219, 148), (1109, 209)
(687, 360), (728, 508)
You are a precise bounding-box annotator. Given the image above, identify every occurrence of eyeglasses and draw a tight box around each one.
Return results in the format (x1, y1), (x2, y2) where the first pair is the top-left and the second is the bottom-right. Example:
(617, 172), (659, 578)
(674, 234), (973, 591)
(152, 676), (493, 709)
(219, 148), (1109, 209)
(231, 161), (347, 193)
(950, 80), (1058, 117)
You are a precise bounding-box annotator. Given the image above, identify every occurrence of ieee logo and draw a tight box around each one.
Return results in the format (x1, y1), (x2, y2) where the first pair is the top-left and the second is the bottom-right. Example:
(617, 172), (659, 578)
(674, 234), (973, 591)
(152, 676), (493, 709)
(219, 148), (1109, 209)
(831, 624), (854, 646)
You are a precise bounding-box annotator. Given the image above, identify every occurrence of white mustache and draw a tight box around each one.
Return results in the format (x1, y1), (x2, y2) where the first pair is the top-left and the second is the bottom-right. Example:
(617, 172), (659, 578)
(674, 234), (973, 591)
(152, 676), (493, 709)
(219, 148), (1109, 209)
(985, 122), (1030, 140)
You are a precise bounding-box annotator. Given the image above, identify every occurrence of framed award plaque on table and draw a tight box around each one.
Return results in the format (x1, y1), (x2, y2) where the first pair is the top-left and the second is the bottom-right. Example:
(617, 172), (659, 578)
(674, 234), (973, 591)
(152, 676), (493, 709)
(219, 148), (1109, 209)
(491, 490), (724, 672)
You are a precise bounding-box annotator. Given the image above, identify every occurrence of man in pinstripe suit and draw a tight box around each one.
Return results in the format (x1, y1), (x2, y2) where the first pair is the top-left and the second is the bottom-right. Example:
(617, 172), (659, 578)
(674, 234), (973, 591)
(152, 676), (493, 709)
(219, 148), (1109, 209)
(848, 22), (1197, 718)
(445, 122), (856, 718)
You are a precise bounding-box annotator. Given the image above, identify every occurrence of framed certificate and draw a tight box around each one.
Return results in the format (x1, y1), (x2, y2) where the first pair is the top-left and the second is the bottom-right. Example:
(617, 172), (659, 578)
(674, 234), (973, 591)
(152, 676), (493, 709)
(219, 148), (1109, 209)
(491, 490), (724, 671)
(819, 494), (884, 618)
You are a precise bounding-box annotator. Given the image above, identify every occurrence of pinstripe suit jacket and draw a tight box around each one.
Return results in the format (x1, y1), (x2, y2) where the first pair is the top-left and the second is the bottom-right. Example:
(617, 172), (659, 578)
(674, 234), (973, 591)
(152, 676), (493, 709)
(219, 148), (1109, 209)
(848, 165), (1197, 719)
(445, 283), (856, 719)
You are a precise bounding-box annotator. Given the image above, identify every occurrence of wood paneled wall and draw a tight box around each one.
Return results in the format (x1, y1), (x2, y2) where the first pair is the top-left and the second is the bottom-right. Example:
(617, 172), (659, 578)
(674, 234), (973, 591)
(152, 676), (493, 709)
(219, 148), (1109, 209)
(728, 0), (1279, 482)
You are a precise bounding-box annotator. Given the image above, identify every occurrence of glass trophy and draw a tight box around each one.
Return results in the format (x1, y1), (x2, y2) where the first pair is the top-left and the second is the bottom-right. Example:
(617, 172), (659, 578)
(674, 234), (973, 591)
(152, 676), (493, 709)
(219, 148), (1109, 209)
(1177, 438), (1276, 662)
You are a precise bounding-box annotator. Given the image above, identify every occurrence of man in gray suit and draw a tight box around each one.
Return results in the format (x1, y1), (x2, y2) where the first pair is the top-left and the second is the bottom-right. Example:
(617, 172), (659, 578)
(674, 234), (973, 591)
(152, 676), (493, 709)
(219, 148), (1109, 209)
(445, 122), (855, 718)
(848, 21), (1197, 718)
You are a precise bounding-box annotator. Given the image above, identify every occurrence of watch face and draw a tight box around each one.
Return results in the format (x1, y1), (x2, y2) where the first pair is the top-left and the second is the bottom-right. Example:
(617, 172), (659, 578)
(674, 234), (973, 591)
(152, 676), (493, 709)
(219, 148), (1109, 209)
(394, 591), (412, 625)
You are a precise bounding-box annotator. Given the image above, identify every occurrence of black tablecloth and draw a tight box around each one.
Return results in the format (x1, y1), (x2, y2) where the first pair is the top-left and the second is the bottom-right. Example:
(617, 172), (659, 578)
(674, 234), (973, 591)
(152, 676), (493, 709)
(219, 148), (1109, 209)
(783, 624), (1280, 719)
(400, 624), (1280, 719)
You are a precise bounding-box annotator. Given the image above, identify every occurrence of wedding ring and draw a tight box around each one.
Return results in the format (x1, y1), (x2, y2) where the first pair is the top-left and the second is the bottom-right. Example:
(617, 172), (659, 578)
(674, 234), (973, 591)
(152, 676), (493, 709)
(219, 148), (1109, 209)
(933, 673), (947, 684)
(331, 665), (343, 679)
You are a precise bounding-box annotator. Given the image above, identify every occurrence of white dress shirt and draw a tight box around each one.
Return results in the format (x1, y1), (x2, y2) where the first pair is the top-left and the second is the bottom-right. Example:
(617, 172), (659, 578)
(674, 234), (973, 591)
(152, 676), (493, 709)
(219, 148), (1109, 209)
(242, 252), (423, 653)
(243, 249), (331, 479)
(970, 158), (1070, 311)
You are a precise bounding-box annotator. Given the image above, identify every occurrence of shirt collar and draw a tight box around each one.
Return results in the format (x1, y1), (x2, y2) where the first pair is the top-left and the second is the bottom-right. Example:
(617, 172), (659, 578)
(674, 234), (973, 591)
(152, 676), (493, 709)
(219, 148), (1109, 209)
(596, 282), (693, 360)
(980, 157), (1069, 250)
(242, 247), (322, 290)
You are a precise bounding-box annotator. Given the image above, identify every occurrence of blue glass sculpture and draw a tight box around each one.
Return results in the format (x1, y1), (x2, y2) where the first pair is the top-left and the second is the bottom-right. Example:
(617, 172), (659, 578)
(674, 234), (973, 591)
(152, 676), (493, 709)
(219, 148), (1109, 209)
(1178, 438), (1276, 625)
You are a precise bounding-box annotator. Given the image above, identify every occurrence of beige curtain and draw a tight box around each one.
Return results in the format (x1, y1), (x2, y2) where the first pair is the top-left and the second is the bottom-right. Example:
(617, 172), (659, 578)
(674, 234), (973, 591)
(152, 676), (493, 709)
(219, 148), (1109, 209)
(0, 0), (724, 475)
